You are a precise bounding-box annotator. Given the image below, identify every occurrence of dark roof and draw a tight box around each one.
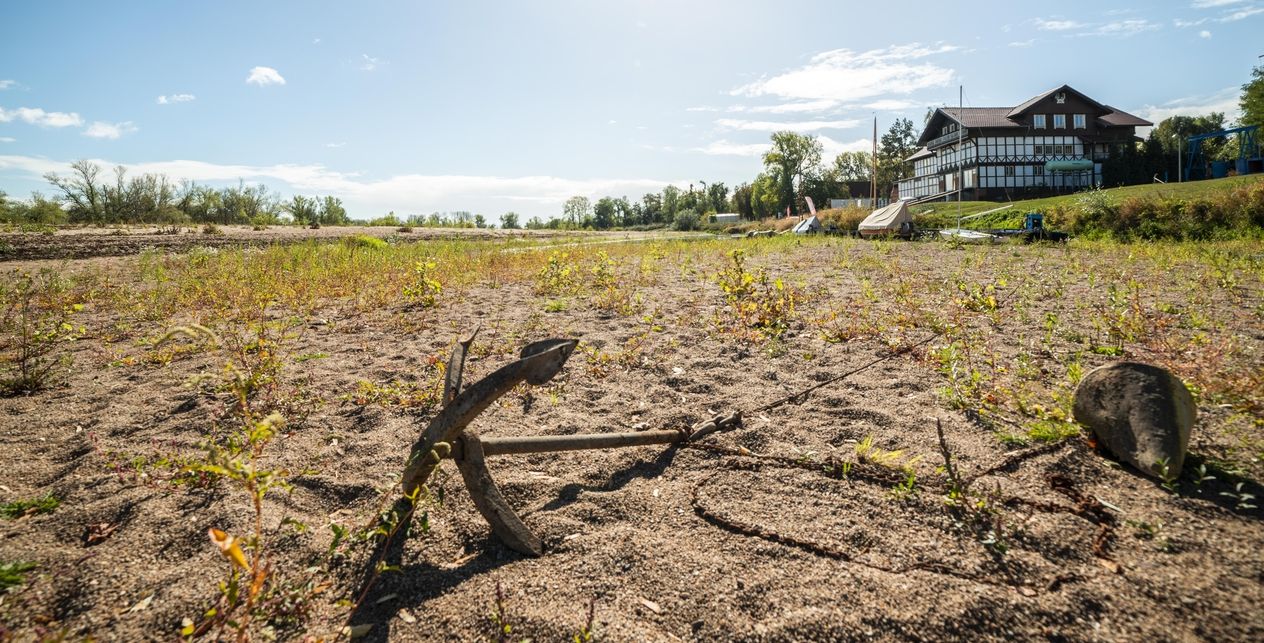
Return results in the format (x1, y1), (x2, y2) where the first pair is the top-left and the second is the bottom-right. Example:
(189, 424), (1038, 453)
(942, 107), (1018, 129)
(906, 147), (934, 162)
(1008, 85), (1107, 118)
(1098, 106), (1151, 127)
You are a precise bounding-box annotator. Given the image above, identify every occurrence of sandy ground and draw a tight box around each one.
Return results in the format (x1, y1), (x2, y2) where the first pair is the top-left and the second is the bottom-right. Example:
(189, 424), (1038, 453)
(0, 235), (1261, 641)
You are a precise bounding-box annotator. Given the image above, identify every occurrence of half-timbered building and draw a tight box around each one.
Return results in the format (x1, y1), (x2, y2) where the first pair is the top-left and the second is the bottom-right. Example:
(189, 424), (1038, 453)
(897, 85), (1151, 202)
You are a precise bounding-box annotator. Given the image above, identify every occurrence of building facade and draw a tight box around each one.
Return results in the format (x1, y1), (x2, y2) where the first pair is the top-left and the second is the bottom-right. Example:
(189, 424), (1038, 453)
(897, 85), (1151, 202)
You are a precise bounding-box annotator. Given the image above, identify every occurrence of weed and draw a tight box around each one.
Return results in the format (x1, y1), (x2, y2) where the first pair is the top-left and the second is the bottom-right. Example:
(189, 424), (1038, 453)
(202, 223), (223, 235)
(1220, 482), (1258, 512)
(0, 561), (36, 590)
(0, 493), (59, 519)
(403, 260), (443, 308)
(0, 271), (86, 394)
(714, 249), (802, 340)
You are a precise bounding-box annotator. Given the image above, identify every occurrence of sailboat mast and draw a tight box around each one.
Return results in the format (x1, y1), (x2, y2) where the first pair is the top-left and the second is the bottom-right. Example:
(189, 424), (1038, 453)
(957, 84), (963, 230)
(871, 116), (877, 206)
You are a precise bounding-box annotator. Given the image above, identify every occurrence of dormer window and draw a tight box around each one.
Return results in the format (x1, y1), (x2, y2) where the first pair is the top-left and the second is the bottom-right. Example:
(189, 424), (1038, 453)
(1074, 113), (1086, 129)
(1053, 114), (1066, 129)
(1034, 114), (1047, 129)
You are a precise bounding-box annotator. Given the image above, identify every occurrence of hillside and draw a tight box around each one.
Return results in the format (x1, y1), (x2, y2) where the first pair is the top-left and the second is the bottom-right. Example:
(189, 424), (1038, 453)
(913, 175), (1264, 230)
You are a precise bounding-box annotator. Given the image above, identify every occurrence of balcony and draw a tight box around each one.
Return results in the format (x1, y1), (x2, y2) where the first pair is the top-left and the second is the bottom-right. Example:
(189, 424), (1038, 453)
(925, 128), (970, 150)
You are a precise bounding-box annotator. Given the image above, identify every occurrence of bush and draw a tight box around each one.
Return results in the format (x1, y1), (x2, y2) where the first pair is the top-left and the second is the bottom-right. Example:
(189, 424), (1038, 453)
(673, 208), (701, 231)
(343, 234), (388, 251)
(0, 272), (85, 394)
(201, 223), (223, 235)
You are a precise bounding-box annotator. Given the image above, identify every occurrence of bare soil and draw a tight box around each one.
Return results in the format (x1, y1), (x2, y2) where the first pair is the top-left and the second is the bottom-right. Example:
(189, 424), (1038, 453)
(1, 235), (1262, 641)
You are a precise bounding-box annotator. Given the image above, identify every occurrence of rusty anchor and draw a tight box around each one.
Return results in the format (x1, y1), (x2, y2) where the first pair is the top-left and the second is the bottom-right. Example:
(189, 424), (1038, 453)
(399, 331), (741, 556)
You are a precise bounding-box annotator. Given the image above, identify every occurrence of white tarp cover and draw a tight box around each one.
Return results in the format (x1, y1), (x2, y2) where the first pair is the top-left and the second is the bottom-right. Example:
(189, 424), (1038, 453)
(791, 215), (822, 234)
(858, 201), (912, 236)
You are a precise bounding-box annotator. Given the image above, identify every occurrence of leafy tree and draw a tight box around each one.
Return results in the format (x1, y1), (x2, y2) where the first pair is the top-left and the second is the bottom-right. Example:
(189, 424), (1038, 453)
(673, 208), (700, 231)
(500, 212), (520, 229)
(707, 181), (729, 213)
(661, 185), (681, 220)
(641, 192), (663, 225)
(285, 195), (319, 225)
(593, 197), (616, 229)
(831, 151), (873, 182)
(749, 173), (781, 219)
(474, 214), (487, 228)
(562, 196), (590, 228)
(876, 118), (917, 198)
(762, 132), (822, 214)
(525, 216), (544, 229)
(730, 182), (754, 220)
(1242, 65), (1264, 129)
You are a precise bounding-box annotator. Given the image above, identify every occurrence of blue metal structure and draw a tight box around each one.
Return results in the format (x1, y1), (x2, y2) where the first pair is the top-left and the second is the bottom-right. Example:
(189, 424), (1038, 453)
(1185, 125), (1262, 181)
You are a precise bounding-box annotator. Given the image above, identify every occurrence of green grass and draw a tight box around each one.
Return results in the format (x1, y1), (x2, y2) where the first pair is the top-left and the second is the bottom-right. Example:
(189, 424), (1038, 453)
(0, 493), (60, 519)
(913, 175), (1264, 229)
(0, 561), (36, 590)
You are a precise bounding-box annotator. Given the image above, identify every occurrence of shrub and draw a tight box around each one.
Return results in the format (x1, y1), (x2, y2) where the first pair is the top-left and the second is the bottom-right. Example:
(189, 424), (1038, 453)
(673, 208), (700, 231)
(201, 223), (223, 235)
(0, 271), (85, 394)
(342, 234), (388, 251)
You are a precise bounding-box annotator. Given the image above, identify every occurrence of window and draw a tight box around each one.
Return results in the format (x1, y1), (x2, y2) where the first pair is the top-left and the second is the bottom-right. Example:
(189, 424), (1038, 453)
(1054, 114), (1066, 129)
(1004, 166), (1016, 177)
(1034, 144), (1044, 155)
(1034, 114), (1047, 129)
(1034, 165), (1044, 176)
(1074, 113), (1086, 129)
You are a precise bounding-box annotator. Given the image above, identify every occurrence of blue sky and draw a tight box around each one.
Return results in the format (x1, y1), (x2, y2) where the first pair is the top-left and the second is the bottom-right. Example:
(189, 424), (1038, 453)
(0, 0), (1260, 219)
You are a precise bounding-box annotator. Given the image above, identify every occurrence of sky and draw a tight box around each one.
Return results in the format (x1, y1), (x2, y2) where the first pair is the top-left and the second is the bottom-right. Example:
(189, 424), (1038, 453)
(0, 0), (1260, 220)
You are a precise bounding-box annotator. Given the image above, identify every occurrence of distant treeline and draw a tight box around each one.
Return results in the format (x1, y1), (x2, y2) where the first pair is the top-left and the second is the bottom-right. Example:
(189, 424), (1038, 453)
(0, 160), (348, 226)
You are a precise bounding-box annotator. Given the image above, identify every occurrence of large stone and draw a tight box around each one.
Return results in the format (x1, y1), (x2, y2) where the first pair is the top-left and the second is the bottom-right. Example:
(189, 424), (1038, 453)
(1072, 361), (1196, 480)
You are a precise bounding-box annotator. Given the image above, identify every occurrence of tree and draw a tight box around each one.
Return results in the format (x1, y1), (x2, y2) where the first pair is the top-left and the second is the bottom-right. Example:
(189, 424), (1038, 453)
(707, 181), (729, 213)
(641, 192), (662, 224)
(525, 216), (544, 229)
(876, 118), (917, 197)
(44, 160), (104, 223)
(831, 151), (873, 182)
(285, 195), (319, 225)
(749, 173), (781, 219)
(1242, 65), (1264, 129)
(592, 197), (616, 229)
(661, 185), (681, 220)
(762, 132), (823, 214)
(500, 212), (520, 229)
(730, 182), (754, 220)
(562, 196), (590, 228)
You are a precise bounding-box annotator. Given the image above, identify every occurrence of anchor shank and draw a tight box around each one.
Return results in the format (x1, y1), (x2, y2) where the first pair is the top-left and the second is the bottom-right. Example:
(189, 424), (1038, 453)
(479, 430), (685, 456)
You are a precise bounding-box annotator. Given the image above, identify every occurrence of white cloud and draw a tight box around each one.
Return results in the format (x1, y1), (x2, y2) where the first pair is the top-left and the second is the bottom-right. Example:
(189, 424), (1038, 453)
(246, 66), (286, 86)
(0, 106), (84, 128)
(1, 154), (684, 215)
(818, 136), (873, 157)
(1085, 19), (1160, 36)
(324, 142), (345, 148)
(156, 93), (196, 105)
(1220, 5), (1264, 20)
(1135, 86), (1241, 125)
(1200, 29), (1213, 37)
(1191, 0), (1246, 7)
(731, 43), (957, 103)
(686, 106), (719, 112)
(716, 118), (860, 133)
(313, 37), (322, 44)
(0, 137), (14, 143)
(690, 140), (771, 156)
(728, 99), (842, 114)
(1008, 39), (1036, 48)
(83, 121), (138, 139)
(359, 54), (385, 71)
(0, 80), (14, 90)
(1035, 18), (1083, 30)
(863, 99), (919, 110)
